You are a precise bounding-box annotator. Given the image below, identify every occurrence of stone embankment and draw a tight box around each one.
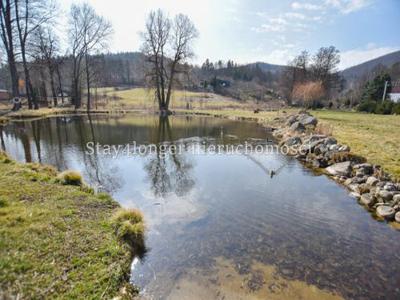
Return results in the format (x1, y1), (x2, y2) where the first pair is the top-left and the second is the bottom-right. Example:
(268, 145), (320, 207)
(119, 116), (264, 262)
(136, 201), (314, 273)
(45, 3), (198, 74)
(273, 111), (400, 224)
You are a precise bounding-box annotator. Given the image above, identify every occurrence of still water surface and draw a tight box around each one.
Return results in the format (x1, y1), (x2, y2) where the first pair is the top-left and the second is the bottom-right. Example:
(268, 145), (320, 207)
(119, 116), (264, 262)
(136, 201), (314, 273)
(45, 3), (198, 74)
(1, 114), (399, 299)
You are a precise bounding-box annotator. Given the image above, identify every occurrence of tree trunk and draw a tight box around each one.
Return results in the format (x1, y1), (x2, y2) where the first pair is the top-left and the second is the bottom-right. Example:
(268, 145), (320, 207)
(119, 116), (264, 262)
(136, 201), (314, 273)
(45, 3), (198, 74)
(21, 51), (37, 109)
(0, 0), (19, 98)
(85, 54), (91, 111)
(7, 53), (19, 98)
(55, 63), (64, 104)
(48, 66), (57, 107)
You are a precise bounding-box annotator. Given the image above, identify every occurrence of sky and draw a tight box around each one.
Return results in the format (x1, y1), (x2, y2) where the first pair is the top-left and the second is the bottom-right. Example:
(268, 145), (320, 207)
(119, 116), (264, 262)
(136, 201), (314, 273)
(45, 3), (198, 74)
(59, 0), (400, 70)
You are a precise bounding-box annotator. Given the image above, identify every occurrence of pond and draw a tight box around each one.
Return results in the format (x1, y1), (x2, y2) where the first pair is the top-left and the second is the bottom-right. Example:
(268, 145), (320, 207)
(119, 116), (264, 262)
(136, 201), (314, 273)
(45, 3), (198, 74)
(1, 114), (399, 299)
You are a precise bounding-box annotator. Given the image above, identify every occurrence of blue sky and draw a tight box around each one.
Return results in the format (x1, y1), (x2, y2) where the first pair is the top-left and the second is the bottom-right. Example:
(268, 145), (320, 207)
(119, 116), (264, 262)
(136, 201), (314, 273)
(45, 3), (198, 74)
(60, 0), (400, 69)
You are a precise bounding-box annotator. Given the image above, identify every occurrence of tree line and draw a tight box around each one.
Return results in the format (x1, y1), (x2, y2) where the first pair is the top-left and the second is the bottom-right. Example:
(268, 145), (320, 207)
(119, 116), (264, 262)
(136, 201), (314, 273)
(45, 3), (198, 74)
(0, 0), (112, 111)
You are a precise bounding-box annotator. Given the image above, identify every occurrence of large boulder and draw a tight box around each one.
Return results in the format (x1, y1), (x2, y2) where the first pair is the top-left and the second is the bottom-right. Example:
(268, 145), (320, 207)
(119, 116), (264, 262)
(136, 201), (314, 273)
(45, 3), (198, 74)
(286, 115), (298, 126)
(378, 190), (393, 202)
(384, 182), (397, 191)
(395, 211), (400, 223)
(326, 161), (352, 177)
(360, 193), (375, 207)
(298, 114), (318, 126)
(376, 205), (395, 220)
(393, 194), (400, 204)
(290, 121), (305, 133)
(366, 176), (379, 186)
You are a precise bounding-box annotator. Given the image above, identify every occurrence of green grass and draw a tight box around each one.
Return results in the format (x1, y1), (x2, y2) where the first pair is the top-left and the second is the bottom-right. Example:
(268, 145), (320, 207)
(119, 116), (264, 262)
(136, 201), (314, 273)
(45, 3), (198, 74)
(310, 110), (400, 180)
(96, 87), (254, 111)
(0, 152), (140, 299)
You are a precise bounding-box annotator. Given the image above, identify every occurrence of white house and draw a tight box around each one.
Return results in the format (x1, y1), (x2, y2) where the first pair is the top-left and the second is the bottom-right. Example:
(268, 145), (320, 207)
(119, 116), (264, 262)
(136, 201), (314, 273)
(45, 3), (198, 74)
(388, 86), (400, 103)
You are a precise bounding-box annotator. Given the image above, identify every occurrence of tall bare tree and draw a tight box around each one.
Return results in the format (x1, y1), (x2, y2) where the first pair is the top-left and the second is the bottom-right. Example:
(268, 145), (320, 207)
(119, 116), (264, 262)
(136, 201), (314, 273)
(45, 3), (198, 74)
(141, 9), (198, 115)
(14, 0), (56, 109)
(68, 3), (112, 111)
(0, 0), (19, 98)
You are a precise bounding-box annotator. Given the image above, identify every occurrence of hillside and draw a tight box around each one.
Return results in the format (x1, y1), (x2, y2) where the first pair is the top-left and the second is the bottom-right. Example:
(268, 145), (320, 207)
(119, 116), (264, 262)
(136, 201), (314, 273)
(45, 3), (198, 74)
(341, 50), (400, 81)
(247, 62), (286, 74)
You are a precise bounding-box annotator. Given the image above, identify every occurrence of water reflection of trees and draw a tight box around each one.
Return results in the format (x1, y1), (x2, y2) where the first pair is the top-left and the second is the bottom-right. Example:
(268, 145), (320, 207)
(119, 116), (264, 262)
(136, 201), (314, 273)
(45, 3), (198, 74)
(73, 115), (122, 193)
(144, 117), (195, 198)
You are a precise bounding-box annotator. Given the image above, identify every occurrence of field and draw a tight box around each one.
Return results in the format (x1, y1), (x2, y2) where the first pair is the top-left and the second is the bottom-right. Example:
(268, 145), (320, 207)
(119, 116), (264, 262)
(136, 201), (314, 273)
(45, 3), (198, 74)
(0, 152), (134, 299)
(93, 87), (281, 111)
(311, 110), (400, 180)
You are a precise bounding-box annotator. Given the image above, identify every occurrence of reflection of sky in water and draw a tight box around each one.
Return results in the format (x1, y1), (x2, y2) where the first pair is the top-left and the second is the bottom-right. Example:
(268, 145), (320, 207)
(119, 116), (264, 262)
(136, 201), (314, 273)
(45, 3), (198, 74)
(1, 115), (400, 300)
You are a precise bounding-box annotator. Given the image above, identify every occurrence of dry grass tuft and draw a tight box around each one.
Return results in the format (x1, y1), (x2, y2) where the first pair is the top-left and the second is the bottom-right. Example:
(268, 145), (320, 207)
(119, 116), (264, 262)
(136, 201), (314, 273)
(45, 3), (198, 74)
(56, 170), (84, 186)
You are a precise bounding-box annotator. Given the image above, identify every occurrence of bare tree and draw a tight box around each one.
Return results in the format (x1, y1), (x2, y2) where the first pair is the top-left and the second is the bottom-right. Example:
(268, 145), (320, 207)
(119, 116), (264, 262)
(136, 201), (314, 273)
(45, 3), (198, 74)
(141, 9), (198, 116)
(0, 0), (19, 98)
(14, 0), (56, 109)
(310, 46), (340, 95)
(68, 3), (112, 111)
(33, 26), (59, 106)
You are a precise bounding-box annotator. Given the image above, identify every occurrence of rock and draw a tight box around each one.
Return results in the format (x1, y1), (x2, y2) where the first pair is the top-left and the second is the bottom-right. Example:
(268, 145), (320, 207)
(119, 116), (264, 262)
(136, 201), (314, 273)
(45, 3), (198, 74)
(282, 136), (302, 147)
(290, 121), (305, 132)
(338, 145), (350, 152)
(312, 157), (328, 168)
(393, 194), (400, 204)
(366, 176), (379, 186)
(379, 190), (393, 202)
(360, 193), (375, 207)
(286, 115), (298, 126)
(354, 163), (373, 175)
(348, 184), (360, 193)
(326, 161), (352, 177)
(328, 144), (340, 151)
(314, 144), (328, 155)
(376, 205), (395, 220)
(349, 192), (360, 199)
(353, 176), (367, 184)
(344, 178), (353, 186)
(358, 183), (370, 194)
(395, 211), (400, 223)
(323, 137), (337, 145)
(298, 115), (318, 126)
(384, 182), (397, 191)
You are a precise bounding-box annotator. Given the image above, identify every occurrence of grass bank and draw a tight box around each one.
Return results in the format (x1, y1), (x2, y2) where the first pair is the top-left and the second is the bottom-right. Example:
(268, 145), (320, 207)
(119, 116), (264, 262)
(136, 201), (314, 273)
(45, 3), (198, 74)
(311, 110), (400, 180)
(0, 151), (141, 299)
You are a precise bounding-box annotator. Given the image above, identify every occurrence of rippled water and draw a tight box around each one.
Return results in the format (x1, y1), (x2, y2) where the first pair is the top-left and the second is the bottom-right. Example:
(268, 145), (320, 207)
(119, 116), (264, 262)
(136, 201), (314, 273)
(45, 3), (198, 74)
(1, 114), (399, 300)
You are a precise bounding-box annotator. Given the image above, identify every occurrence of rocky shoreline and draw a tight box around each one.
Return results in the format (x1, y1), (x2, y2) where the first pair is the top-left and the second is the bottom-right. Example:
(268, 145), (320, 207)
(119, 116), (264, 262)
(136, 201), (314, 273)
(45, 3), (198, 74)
(273, 111), (400, 225)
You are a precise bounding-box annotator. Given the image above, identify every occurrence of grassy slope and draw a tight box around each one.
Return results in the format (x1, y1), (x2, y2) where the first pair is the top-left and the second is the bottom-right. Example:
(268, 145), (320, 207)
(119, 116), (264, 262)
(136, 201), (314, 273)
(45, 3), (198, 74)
(0, 152), (133, 299)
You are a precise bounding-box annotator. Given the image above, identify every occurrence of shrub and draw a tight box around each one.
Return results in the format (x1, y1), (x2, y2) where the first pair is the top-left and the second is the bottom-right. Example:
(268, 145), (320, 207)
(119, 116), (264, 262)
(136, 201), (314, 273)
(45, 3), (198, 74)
(375, 101), (393, 115)
(358, 101), (377, 113)
(391, 103), (400, 115)
(111, 209), (146, 254)
(56, 170), (84, 186)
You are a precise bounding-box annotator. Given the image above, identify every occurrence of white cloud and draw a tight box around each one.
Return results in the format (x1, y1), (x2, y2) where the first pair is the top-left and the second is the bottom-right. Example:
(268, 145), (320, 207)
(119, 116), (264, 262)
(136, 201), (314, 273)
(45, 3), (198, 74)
(291, 0), (372, 15)
(252, 17), (288, 32)
(291, 2), (324, 10)
(325, 0), (372, 14)
(285, 12), (306, 20)
(339, 45), (399, 69)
